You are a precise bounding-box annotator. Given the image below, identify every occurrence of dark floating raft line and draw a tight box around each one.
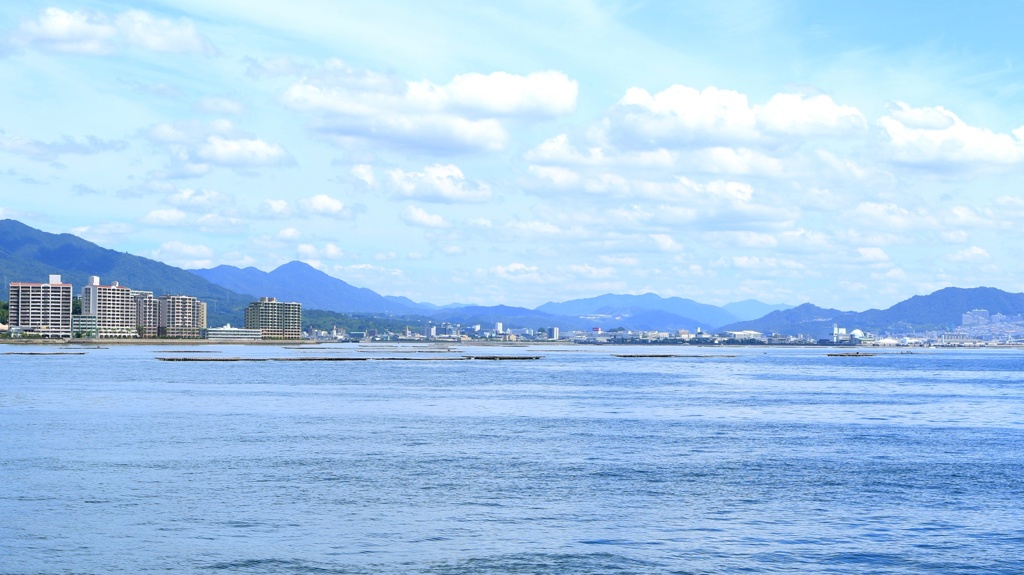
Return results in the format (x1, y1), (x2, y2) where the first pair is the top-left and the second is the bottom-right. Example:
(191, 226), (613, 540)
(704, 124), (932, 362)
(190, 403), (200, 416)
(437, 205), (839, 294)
(156, 357), (370, 362)
(613, 354), (737, 358)
(157, 355), (543, 362)
(827, 352), (876, 357)
(3, 352), (88, 356)
(465, 356), (542, 360)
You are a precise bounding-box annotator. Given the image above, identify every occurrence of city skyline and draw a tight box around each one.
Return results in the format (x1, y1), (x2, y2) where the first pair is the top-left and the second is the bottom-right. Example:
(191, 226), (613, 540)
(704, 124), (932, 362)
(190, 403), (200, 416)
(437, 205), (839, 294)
(3, 2), (1024, 312)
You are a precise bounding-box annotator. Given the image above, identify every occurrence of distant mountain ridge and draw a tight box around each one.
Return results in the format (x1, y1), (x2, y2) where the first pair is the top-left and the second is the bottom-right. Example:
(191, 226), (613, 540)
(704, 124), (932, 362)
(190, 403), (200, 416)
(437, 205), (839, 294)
(191, 261), (425, 315)
(537, 292), (738, 328)
(720, 287), (1024, 338)
(193, 263), (794, 330)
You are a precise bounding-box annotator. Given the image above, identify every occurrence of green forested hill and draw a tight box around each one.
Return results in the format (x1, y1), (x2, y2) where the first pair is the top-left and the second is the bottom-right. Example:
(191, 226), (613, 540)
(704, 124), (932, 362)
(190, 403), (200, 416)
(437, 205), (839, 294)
(0, 219), (253, 326)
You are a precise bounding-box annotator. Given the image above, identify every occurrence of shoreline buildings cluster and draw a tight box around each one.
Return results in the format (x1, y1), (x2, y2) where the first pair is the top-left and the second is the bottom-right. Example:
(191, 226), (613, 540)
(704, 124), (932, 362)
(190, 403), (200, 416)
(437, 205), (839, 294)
(6, 274), (1024, 347)
(6, 274), (301, 340)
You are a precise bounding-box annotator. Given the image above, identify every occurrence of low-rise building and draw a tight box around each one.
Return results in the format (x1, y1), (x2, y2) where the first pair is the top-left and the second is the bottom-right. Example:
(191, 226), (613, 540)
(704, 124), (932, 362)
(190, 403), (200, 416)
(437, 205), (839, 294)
(205, 324), (263, 341)
(71, 314), (98, 338)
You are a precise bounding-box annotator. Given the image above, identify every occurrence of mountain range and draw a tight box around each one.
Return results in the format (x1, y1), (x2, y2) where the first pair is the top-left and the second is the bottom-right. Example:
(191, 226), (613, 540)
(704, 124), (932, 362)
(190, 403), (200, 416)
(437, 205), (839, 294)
(4, 218), (1024, 335)
(190, 261), (790, 331)
(721, 287), (1024, 339)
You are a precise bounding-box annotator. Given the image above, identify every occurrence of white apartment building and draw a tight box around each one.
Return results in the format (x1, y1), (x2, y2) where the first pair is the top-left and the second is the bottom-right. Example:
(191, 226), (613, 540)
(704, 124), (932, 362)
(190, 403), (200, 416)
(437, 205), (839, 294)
(133, 290), (158, 338)
(158, 295), (207, 338)
(244, 297), (302, 339)
(81, 276), (137, 338)
(8, 274), (73, 338)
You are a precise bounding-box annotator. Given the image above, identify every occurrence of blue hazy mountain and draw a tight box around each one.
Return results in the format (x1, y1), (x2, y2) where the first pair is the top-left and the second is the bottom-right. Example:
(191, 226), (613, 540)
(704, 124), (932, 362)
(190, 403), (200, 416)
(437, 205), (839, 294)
(720, 287), (1024, 338)
(721, 299), (794, 321)
(191, 261), (431, 315)
(537, 292), (740, 328)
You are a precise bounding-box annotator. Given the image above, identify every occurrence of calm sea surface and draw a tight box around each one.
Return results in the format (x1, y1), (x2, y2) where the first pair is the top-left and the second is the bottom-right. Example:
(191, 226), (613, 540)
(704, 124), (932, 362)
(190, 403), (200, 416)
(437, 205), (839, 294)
(1, 344), (1022, 574)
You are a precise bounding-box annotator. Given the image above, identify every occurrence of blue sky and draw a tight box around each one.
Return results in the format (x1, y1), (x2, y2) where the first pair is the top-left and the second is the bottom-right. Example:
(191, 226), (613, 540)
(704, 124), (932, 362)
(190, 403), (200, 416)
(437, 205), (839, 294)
(3, 1), (1024, 310)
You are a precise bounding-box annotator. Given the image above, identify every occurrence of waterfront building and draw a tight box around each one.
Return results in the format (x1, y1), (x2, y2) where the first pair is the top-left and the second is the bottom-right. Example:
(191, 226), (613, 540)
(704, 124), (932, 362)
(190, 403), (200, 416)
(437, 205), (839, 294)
(548, 327), (559, 340)
(244, 297), (302, 339)
(205, 324), (262, 341)
(133, 290), (158, 338)
(81, 276), (137, 338)
(71, 314), (98, 338)
(158, 295), (207, 338)
(8, 274), (73, 338)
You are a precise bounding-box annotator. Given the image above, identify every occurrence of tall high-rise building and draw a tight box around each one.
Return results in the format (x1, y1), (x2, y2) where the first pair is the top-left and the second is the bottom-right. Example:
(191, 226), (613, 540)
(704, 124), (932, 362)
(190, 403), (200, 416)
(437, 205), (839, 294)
(244, 297), (302, 339)
(158, 295), (207, 338)
(8, 274), (73, 338)
(82, 276), (137, 338)
(133, 290), (158, 338)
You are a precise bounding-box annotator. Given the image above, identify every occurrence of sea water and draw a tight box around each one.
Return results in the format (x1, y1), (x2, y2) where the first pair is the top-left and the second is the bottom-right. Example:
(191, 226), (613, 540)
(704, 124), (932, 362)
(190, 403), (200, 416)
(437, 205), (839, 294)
(1, 344), (1022, 574)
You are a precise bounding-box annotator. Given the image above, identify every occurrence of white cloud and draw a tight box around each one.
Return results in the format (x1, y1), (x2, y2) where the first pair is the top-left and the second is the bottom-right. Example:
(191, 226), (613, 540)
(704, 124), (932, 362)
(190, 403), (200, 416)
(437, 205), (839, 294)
(195, 213), (245, 231)
(12, 7), (214, 55)
(880, 102), (1024, 169)
(167, 188), (233, 210)
(142, 208), (187, 225)
(323, 243), (344, 259)
(948, 246), (990, 263)
(299, 194), (351, 217)
(389, 164), (491, 203)
(732, 231), (778, 248)
(145, 120), (290, 175)
(114, 10), (213, 54)
(600, 255), (639, 266)
(260, 199), (291, 218)
(758, 93), (866, 136)
(196, 136), (288, 167)
(857, 247), (890, 262)
(491, 262), (542, 282)
(281, 62), (576, 152)
(848, 202), (933, 230)
(438, 70), (577, 117)
(527, 165), (581, 188)
(402, 205), (449, 228)
(0, 132), (127, 162)
(730, 256), (806, 270)
(609, 84), (864, 148)
(199, 97), (245, 115)
(615, 85), (759, 146)
(151, 241), (214, 268)
(567, 264), (615, 278)
(352, 164), (376, 186)
(506, 220), (561, 235)
(277, 227), (301, 239)
(650, 233), (682, 252)
(941, 230), (969, 243)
